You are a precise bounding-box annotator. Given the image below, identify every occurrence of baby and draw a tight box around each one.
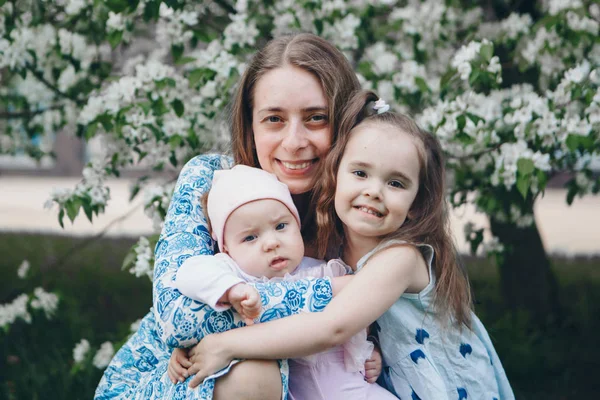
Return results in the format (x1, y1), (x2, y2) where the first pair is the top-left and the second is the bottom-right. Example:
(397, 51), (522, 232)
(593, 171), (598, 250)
(168, 165), (385, 398)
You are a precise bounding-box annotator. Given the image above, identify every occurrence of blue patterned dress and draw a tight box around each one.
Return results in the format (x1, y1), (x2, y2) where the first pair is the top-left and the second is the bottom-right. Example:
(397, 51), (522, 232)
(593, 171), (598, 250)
(94, 154), (334, 399)
(361, 240), (515, 400)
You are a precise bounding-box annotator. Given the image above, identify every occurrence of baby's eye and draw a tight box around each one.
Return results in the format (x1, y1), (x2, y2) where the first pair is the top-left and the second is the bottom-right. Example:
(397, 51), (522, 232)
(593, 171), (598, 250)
(276, 222), (287, 231)
(389, 180), (404, 189)
(243, 235), (257, 242)
(353, 170), (367, 178)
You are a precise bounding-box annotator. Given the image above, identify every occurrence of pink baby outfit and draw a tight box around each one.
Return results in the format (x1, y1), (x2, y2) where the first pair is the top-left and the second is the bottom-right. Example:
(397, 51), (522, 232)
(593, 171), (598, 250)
(177, 255), (396, 400)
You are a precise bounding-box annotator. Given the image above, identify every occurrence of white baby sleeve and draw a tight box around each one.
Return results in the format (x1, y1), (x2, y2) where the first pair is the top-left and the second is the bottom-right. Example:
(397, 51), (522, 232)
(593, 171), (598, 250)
(175, 253), (245, 311)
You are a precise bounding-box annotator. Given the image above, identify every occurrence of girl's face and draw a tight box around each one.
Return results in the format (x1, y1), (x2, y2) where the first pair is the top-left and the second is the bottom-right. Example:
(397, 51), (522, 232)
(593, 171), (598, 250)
(252, 65), (331, 195)
(334, 122), (421, 244)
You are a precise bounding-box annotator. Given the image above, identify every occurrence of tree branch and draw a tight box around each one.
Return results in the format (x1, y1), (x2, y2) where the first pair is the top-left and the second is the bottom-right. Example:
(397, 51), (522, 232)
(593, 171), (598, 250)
(46, 202), (145, 272)
(25, 64), (85, 107)
(213, 0), (236, 15)
(0, 105), (63, 120)
(446, 142), (504, 161)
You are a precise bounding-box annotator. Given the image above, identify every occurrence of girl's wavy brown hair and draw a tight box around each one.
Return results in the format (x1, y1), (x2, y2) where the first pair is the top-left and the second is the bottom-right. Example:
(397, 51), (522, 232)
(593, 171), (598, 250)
(313, 90), (473, 327)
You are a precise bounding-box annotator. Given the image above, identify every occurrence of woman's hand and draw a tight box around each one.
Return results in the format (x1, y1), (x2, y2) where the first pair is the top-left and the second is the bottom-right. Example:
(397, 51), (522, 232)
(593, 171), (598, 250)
(168, 348), (192, 384)
(186, 334), (233, 388)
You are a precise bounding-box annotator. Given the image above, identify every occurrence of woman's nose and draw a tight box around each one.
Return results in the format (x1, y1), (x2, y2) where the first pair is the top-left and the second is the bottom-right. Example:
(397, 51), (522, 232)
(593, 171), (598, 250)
(281, 119), (308, 153)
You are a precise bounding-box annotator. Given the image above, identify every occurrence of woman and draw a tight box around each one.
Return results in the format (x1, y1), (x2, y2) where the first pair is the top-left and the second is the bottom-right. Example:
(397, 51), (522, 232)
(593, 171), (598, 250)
(94, 33), (361, 400)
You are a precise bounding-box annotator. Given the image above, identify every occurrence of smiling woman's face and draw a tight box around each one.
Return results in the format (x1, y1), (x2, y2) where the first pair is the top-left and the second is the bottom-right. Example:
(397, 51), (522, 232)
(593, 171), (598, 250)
(252, 65), (331, 195)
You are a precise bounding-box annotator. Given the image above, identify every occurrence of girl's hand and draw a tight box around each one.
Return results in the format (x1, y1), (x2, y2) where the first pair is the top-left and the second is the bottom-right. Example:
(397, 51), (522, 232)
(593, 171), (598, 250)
(186, 334), (232, 388)
(364, 346), (382, 384)
(168, 348), (192, 384)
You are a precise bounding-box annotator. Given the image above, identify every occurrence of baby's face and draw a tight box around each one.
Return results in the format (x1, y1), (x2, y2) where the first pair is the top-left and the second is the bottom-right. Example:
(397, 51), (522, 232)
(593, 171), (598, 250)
(222, 199), (304, 278)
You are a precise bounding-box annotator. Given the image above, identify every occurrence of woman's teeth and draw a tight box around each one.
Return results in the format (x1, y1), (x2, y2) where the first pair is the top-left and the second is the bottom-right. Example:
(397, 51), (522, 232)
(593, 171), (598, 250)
(281, 161), (312, 170)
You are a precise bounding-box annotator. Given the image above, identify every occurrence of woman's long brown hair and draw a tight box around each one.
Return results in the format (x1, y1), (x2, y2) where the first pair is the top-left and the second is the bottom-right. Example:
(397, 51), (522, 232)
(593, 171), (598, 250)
(313, 90), (473, 328)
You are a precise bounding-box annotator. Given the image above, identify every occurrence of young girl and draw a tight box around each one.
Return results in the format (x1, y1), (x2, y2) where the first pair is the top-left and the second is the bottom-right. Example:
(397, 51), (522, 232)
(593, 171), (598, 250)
(169, 165), (396, 399)
(183, 90), (515, 400)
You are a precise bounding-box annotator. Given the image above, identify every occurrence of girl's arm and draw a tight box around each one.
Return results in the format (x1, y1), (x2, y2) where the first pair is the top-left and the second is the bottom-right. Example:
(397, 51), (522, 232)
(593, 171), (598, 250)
(187, 244), (426, 382)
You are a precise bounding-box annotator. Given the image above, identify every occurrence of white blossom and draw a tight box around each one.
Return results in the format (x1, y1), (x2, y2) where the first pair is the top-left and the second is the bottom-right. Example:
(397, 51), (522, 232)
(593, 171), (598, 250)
(545, 0), (583, 15)
(0, 294), (31, 327)
(364, 43), (398, 75)
(106, 12), (126, 31)
(130, 319), (143, 332)
(17, 260), (30, 279)
(65, 0), (87, 16)
(73, 339), (90, 364)
(93, 342), (115, 369)
(30, 287), (59, 318)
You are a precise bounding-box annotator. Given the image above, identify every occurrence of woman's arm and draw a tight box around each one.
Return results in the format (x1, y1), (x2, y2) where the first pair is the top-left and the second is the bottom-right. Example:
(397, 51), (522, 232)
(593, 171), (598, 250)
(152, 153), (235, 347)
(187, 244), (425, 383)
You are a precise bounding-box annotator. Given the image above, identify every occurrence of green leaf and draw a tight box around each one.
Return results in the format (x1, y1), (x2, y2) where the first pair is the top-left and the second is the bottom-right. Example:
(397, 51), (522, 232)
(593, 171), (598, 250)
(139, 101), (152, 114)
(314, 19), (323, 34)
(537, 170), (548, 191)
(85, 123), (98, 140)
(566, 186), (577, 205)
(517, 158), (535, 175)
(82, 201), (93, 222)
(152, 98), (169, 116)
(440, 69), (455, 89)
(97, 114), (114, 132)
(188, 68), (216, 87)
(66, 199), (82, 222)
(169, 135), (183, 148)
(121, 247), (137, 270)
(171, 44), (184, 64)
(468, 69), (480, 86)
(143, 0), (161, 21)
(480, 42), (494, 62)
(414, 77), (429, 93)
(175, 56), (196, 66)
(516, 175), (529, 199)
(457, 114), (466, 131)
(58, 208), (65, 229)
(106, 0), (129, 13)
(171, 99), (184, 117)
(107, 31), (124, 49)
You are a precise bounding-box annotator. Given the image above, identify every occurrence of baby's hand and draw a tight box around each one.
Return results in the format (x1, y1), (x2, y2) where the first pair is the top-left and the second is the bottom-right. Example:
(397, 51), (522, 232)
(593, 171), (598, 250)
(228, 283), (261, 325)
(364, 346), (383, 384)
(168, 348), (192, 384)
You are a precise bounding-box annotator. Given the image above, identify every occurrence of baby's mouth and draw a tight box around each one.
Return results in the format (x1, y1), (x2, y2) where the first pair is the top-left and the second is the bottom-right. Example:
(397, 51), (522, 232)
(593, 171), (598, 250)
(270, 256), (288, 270)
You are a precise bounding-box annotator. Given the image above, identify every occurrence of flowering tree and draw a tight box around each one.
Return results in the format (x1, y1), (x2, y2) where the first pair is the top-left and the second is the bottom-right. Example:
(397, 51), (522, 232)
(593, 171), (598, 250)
(1, 0), (599, 327)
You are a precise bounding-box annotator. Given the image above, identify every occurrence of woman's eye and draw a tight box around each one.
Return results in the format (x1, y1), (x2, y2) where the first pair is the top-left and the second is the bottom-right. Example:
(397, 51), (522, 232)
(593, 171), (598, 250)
(353, 170), (367, 178)
(389, 180), (404, 189)
(276, 223), (287, 231)
(309, 114), (327, 123)
(243, 235), (257, 242)
(267, 116), (282, 123)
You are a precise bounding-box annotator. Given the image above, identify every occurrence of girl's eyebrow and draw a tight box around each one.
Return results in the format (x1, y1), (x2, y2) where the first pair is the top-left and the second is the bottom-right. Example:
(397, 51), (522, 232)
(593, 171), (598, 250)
(348, 160), (414, 186)
(256, 106), (328, 114)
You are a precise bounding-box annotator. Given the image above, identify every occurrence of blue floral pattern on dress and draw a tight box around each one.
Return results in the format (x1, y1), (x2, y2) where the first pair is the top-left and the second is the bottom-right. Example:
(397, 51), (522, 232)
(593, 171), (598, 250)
(94, 154), (333, 399)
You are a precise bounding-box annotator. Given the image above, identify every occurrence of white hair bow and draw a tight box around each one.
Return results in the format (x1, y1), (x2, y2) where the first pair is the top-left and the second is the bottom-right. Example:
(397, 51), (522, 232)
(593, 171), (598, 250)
(373, 99), (390, 114)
